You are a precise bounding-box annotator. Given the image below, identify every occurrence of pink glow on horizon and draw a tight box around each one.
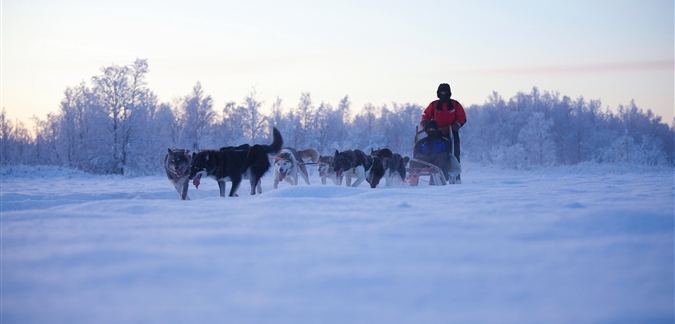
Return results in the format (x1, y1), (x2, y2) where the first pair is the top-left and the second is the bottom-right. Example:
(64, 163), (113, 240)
(475, 59), (674, 75)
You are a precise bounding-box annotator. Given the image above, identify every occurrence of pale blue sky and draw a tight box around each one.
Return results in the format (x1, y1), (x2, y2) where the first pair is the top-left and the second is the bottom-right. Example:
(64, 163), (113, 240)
(3, 0), (674, 127)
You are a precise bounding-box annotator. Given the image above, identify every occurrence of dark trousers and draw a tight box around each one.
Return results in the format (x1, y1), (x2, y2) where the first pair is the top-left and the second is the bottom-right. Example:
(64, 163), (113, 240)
(443, 131), (461, 163)
(452, 130), (460, 163)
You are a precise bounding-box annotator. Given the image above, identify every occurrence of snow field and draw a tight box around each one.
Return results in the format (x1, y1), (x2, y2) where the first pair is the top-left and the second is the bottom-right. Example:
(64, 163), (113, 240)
(1, 165), (673, 323)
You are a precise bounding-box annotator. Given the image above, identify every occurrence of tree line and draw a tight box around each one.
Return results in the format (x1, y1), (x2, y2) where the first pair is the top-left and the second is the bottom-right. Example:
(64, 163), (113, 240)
(2, 59), (673, 175)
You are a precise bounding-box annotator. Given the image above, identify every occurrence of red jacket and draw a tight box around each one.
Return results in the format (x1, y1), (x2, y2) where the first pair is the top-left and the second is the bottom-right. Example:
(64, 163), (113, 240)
(421, 99), (466, 131)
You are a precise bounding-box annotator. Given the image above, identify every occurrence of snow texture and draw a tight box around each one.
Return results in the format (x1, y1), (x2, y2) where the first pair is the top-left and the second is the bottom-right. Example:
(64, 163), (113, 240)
(1, 164), (674, 323)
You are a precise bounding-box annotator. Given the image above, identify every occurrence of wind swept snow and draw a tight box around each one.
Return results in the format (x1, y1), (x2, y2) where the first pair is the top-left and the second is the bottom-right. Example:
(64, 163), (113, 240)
(1, 164), (673, 323)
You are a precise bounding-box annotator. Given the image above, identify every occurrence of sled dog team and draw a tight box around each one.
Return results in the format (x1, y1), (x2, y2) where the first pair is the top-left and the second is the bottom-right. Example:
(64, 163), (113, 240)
(164, 127), (415, 200)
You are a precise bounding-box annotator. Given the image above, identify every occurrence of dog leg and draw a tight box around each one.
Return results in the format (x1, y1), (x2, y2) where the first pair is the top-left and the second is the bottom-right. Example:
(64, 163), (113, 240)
(384, 170), (392, 187)
(250, 177), (263, 195)
(218, 179), (227, 197)
(291, 165), (298, 186)
(229, 177), (242, 197)
(299, 165), (310, 185)
(351, 166), (366, 187)
(180, 179), (190, 200)
(249, 176), (257, 195)
(172, 183), (182, 198)
(273, 169), (280, 189)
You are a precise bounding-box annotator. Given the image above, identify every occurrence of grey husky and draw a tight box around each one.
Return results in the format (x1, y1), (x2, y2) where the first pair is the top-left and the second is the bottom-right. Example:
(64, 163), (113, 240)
(164, 148), (192, 200)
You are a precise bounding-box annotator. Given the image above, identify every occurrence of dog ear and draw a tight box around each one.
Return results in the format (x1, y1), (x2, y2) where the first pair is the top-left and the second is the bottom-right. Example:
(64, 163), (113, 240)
(168, 148), (172, 154)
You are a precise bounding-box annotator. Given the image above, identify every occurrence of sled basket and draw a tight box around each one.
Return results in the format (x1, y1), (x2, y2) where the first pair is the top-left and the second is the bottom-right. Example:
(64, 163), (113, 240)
(405, 125), (447, 186)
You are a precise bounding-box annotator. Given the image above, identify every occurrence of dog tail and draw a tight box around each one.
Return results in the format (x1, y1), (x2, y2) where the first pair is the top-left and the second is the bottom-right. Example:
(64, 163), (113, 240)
(299, 148), (320, 163)
(263, 127), (283, 155)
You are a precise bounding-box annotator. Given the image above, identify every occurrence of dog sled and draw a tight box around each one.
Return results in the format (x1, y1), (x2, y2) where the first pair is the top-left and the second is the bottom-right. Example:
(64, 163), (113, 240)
(404, 126), (448, 186)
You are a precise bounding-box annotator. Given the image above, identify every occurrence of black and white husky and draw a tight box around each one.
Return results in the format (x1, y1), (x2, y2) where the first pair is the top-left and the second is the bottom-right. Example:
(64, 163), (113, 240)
(273, 147), (319, 188)
(164, 148), (192, 200)
(332, 149), (385, 188)
(188, 128), (283, 197)
(317, 155), (343, 185)
(371, 148), (409, 186)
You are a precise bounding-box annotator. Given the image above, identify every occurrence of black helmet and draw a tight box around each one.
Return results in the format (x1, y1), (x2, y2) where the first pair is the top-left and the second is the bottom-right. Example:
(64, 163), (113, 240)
(437, 83), (451, 101)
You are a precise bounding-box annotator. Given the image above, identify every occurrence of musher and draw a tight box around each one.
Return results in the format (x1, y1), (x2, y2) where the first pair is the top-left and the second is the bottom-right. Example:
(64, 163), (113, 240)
(420, 83), (466, 181)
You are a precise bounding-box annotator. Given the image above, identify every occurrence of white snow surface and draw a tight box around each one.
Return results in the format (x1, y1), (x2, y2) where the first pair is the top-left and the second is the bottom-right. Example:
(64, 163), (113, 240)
(1, 164), (674, 324)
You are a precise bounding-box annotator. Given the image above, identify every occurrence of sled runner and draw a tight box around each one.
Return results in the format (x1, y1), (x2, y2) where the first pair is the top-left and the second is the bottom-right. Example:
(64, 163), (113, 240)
(406, 158), (447, 186)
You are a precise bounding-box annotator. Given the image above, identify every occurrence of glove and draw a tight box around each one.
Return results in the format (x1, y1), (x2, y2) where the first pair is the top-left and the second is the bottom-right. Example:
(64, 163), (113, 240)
(451, 122), (461, 132)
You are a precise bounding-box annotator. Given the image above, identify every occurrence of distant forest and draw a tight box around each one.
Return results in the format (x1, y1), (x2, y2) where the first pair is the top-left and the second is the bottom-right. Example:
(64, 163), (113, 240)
(2, 59), (673, 175)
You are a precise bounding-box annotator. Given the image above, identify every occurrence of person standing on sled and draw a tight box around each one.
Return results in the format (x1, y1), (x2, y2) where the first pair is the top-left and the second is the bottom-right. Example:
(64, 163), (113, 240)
(420, 83), (466, 181)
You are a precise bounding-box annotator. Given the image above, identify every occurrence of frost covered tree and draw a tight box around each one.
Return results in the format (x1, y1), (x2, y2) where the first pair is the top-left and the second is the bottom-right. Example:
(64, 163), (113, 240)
(377, 103), (422, 155)
(266, 96), (296, 147)
(615, 101), (673, 163)
(518, 112), (556, 166)
(91, 58), (154, 174)
(314, 101), (334, 153)
(0, 108), (32, 165)
(177, 82), (215, 152)
(351, 103), (379, 150)
(6, 75), (675, 172)
(145, 102), (178, 168)
(239, 88), (268, 143)
(216, 101), (248, 146)
(55, 82), (112, 172)
(312, 97), (353, 153)
(31, 114), (61, 166)
(0, 108), (13, 165)
(59, 83), (91, 168)
(122, 90), (162, 175)
(293, 92), (316, 149)
(331, 95), (352, 151)
(268, 97), (284, 129)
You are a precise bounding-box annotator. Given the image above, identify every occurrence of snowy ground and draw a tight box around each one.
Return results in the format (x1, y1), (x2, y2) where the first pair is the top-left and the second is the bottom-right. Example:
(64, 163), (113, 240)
(1, 164), (673, 324)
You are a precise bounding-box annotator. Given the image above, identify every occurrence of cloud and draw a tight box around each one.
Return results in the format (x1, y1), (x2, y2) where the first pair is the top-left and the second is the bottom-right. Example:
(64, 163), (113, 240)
(471, 59), (674, 75)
